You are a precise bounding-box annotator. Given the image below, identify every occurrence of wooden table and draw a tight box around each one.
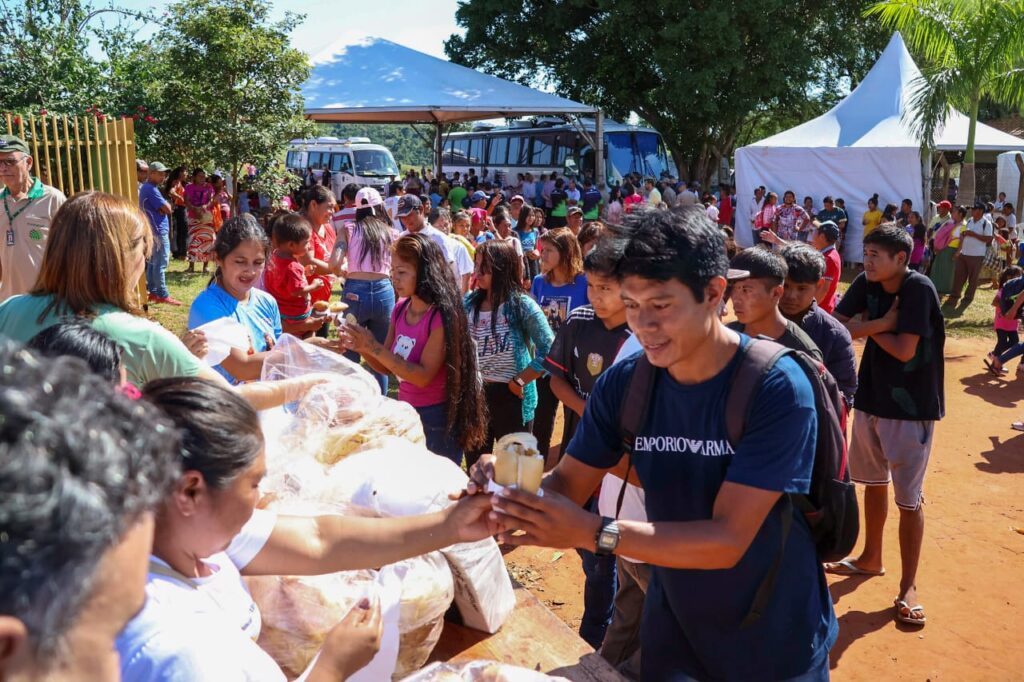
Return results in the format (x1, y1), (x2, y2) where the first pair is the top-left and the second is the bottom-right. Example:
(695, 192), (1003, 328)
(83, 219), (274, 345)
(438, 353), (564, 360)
(431, 587), (626, 681)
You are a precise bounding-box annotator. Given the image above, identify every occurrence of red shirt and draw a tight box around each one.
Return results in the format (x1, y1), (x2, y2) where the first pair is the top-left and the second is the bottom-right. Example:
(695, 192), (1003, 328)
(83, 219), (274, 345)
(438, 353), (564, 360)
(821, 246), (841, 313)
(718, 194), (733, 226)
(264, 252), (311, 317)
(309, 222), (337, 305)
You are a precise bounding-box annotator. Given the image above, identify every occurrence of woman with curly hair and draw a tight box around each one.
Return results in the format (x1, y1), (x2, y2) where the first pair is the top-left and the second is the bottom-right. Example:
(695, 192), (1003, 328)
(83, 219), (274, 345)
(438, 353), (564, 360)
(341, 233), (486, 464)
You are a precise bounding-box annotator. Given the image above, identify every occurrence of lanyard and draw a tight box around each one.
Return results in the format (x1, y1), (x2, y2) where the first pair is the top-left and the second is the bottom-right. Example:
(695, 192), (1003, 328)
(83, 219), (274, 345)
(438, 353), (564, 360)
(3, 194), (36, 225)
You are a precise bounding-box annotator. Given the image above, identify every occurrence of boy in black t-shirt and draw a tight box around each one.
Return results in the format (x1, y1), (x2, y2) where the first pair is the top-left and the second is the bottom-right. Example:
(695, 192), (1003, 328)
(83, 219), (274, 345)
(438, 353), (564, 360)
(831, 224), (945, 628)
(544, 243), (632, 651)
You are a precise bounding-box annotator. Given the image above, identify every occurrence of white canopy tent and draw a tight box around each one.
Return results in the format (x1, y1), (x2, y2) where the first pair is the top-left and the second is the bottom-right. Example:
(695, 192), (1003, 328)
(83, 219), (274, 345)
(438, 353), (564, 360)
(734, 32), (1024, 254)
(302, 37), (602, 181)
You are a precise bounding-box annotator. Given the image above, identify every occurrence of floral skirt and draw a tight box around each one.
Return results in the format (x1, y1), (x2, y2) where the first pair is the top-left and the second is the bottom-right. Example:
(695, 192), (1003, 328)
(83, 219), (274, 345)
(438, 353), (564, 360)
(187, 208), (216, 263)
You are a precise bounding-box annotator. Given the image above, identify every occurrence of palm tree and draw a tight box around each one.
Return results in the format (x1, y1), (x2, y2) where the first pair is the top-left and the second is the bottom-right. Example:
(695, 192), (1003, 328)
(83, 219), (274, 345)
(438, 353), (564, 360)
(866, 0), (1024, 205)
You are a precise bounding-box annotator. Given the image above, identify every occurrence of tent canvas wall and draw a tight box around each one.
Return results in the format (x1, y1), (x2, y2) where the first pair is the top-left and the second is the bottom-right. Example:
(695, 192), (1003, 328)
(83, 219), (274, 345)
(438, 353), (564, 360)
(734, 32), (1024, 255)
(997, 152), (1023, 215)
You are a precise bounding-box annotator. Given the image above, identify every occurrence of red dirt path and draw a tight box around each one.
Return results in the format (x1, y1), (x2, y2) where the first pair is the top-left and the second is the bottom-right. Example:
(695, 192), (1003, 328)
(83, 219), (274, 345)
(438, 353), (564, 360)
(504, 336), (1024, 681)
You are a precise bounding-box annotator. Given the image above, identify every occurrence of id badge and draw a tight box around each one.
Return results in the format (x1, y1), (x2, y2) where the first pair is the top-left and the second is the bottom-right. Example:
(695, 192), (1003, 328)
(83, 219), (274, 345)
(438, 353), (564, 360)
(5, 229), (13, 246)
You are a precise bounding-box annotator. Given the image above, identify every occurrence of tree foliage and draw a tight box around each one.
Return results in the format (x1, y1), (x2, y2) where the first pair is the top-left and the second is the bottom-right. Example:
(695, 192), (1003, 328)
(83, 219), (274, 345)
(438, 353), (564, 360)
(446, 0), (887, 184)
(146, 0), (313, 204)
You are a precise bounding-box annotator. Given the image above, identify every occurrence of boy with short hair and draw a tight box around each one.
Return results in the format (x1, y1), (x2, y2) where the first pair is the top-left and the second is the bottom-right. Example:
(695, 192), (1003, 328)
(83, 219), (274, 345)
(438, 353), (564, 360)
(778, 243), (858, 407)
(812, 221), (843, 313)
(830, 224), (945, 628)
(727, 247), (822, 359)
(264, 213), (321, 336)
(544, 241), (633, 653)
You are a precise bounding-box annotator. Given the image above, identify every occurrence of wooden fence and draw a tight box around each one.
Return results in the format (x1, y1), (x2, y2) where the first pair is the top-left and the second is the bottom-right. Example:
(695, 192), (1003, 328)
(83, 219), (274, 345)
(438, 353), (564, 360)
(3, 113), (139, 204)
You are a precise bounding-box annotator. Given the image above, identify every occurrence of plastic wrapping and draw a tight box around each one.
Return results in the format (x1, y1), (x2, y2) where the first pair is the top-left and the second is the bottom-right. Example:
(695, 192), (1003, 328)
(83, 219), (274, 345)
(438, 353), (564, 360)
(390, 552), (456, 679)
(400, 661), (570, 681)
(441, 538), (515, 635)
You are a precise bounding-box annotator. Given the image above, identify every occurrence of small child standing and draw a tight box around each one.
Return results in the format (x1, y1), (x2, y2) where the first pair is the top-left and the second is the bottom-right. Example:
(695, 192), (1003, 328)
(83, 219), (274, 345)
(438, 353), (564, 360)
(986, 266), (1023, 376)
(263, 213), (321, 337)
(515, 207), (541, 283)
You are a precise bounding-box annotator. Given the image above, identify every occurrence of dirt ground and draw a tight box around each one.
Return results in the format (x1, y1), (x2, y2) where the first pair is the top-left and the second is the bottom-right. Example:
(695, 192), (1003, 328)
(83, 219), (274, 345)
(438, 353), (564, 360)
(503, 336), (1024, 681)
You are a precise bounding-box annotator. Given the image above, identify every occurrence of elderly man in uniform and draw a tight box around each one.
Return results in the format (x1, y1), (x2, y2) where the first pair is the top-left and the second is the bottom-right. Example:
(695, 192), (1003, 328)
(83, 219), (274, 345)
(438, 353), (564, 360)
(0, 135), (66, 302)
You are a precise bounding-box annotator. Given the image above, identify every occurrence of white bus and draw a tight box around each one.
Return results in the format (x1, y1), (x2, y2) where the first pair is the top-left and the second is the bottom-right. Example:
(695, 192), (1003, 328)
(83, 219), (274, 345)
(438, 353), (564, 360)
(285, 137), (400, 198)
(441, 118), (677, 187)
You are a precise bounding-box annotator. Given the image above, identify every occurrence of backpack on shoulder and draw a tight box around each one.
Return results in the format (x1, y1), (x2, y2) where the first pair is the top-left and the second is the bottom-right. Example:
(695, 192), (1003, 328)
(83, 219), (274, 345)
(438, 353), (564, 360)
(616, 338), (859, 626)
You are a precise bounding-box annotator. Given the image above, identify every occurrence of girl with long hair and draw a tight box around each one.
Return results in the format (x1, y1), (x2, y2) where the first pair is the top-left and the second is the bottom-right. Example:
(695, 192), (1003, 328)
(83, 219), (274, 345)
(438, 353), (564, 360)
(604, 186), (623, 224)
(464, 240), (554, 467)
(342, 233), (485, 463)
(331, 187), (397, 393)
(529, 227), (588, 464)
(185, 168), (216, 273)
(515, 203), (541, 282)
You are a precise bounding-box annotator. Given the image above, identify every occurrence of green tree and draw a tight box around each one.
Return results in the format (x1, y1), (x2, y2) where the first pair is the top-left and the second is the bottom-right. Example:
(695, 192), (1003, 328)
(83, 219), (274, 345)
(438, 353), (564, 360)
(445, 0), (885, 185)
(147, 0), (314, 205)
(867, 0), (1024, 204)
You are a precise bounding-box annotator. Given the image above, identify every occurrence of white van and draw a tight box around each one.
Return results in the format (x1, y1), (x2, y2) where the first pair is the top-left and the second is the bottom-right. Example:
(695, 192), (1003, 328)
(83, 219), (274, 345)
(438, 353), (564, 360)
(285, 137), (399, 198)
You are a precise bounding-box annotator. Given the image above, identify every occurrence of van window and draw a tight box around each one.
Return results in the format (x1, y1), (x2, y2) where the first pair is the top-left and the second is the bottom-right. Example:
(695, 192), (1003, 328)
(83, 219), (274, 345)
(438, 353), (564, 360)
(330, 153), (353, 174)
(307, 151), (323, 169)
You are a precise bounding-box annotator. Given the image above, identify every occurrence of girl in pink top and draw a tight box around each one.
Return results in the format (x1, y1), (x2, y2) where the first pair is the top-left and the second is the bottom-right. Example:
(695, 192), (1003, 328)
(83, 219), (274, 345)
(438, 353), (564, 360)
(986, 266), (1023, 375)
(340, 233), (486, 465)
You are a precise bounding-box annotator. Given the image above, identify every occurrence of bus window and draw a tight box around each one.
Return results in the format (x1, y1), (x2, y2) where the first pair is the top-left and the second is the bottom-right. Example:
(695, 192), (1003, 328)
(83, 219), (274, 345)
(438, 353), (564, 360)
(507, 137), (524, 166)
(531, 135), (554, 166)
(307, 151), (323, 169)
(487, 137), (508, 165)
(469, 137), (484, 165)
(330, 153), (353, 174)
(454, 138), (469, 163)
(555, 135), (573, 166)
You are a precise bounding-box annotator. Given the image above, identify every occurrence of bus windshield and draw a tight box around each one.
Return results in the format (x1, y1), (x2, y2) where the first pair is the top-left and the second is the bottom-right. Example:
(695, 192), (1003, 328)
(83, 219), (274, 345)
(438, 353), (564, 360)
(605, 131), (675, 181)
(353, 149), (398, 177)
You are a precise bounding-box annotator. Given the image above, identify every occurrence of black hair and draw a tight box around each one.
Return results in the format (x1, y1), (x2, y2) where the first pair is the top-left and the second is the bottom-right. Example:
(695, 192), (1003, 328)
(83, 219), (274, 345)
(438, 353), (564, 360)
(211, 213), (269, 285)
(902, 198), (913, 208)
(730, 246), (787, 287)
(609, 206), (728, 303)
(883, 203), (898, 220)
(467, 240), (526, 334)
(583, 237), (623, 277)
(622, 181), (635, 197)
(868, 193), (879, 208)
(352, 205), (394, 271)
(143, 377), (263, 489)
(26, 320), (123, 383)
(341, 183), (359, 202)
(823, 195), (834, 204)
(302, 184), (335, 211)
(779, 244), (825, 284)
(999, 265), (1022, 287)
(209, 174), (223, 186)
(863, 223), (913, 261)
(271, 211), (312, 245)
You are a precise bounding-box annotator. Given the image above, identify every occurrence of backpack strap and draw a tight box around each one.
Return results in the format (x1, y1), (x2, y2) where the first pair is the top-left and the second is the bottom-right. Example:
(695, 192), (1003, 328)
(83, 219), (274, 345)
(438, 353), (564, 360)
(740, 495), (792, 628)
(615, 355), (657, 519)
(724, 337), (791, 446)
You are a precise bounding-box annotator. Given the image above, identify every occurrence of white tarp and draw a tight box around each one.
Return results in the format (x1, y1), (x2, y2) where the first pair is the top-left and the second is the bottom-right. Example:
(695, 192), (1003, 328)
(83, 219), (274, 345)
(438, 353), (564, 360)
(735, 32), (1024, 251)
(997, 152), (1023, 209)
(303, 38), (596, 123)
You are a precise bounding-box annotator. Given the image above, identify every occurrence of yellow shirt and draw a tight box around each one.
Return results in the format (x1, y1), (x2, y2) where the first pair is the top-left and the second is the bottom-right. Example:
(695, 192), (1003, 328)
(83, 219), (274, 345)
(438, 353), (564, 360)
(0, 178), (66, 302)
(862, 209), (883, 237)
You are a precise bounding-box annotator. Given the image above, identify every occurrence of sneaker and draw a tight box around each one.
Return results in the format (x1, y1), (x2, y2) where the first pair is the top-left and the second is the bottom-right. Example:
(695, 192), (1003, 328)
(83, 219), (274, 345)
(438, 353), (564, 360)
(147, 293), (159, 302)
(154, 296), (183, 306)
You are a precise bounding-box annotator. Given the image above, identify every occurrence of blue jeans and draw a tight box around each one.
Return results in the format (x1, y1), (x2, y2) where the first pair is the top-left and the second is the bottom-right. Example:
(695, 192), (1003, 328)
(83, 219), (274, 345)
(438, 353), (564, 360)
(146, 232), (170, 298)
(576, 496), (617, 649)
(342, 278), (395, 394)
(414, 403), (463, 467)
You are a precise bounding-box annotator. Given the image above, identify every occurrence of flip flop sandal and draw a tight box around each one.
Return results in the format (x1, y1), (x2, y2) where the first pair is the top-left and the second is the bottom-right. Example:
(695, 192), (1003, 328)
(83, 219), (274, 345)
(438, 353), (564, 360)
(984, 359), (1001, 377)
(824, 559), (885, 577)
(894, 599), (926, 627)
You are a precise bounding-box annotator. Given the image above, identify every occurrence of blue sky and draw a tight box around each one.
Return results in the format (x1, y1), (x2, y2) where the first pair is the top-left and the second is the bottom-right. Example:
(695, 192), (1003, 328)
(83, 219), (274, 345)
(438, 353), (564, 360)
(90, 0), (463, 59)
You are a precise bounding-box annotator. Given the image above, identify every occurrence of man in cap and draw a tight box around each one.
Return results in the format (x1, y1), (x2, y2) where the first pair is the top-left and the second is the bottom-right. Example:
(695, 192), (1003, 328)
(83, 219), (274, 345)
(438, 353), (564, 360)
(139, 162), (181, 306)
(946, 200), (994, 308)
(469, 190), (488, 211)
(396, 194), (468, 290)
(0, 135), (66, 302)
(567, 206), (585, 236)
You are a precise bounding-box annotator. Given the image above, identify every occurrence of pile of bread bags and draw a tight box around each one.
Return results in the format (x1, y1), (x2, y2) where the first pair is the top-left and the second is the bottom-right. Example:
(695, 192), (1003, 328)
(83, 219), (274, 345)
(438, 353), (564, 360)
(249, 336), (516, 680)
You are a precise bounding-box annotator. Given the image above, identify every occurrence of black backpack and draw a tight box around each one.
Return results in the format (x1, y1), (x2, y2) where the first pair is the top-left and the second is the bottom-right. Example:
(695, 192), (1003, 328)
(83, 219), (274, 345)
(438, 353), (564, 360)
(617, 338), (859, 626)
(999, 276), (1024, 319)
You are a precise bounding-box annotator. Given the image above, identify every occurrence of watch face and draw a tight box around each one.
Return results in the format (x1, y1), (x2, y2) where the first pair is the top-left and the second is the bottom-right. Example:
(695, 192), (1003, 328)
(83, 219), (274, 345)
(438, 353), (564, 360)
(598, 530), (616, 551)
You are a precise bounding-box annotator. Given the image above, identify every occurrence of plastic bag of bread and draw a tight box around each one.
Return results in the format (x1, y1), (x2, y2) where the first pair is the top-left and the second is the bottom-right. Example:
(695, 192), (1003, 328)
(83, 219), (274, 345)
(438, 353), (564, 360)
(261, 333), (379, 395)
(314, 401), (425, 465)
(400, 661), (570, 681)
(320, 437), (467, 516)
(390, 551), (455, 679)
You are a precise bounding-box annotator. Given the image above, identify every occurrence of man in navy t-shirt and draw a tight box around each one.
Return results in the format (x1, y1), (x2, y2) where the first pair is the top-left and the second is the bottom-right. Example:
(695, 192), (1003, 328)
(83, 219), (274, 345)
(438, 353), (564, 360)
(470, 206), (837, 681)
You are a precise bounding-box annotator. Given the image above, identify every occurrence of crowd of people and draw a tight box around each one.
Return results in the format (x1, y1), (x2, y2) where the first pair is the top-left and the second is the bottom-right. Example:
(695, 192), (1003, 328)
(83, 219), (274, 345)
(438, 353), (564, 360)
(0, 126), (1020, 681)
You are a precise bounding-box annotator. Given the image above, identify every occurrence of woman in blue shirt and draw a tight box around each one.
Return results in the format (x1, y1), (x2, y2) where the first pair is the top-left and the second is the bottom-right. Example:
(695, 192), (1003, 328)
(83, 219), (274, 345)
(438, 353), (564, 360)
(188, 214), (336, 384)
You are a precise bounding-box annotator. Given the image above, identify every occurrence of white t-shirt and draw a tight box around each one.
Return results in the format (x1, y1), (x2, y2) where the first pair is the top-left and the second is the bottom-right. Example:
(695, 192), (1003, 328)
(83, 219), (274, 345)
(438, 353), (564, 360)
(706, 204), (720, 222)
(447, 234), (474, 282)
(117, 510), (281, 682)
(593, 336), (648, 564)
(384, 196), (403, 233)
(960, 216), (993, 258)
(1004, 212), (1017, 238)
(748, 196), (764, 226)
(408, 224), (464, 284)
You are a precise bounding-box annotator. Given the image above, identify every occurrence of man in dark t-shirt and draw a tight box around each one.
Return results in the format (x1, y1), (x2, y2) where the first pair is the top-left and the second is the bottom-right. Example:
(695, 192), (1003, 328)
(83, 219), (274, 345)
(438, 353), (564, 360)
(727, 247), (823, 360)
(830, 224), (944, 628)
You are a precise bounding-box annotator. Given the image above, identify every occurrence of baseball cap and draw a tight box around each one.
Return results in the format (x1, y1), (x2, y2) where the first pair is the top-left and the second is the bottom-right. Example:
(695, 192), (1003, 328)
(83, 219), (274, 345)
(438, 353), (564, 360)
(355, 186), (383, 208)
(0, 135), (30, 155)
(510, 195), (524, 203)
(726, 268), (750, 282)
(148, 161), (168, 172)
(817, 221), (840, 242)
(568, 206), (583, 216)
(136, 159), (148, 169)
(396, 194), (422, 217)
(469, 207), (488, 225)
(470, 190), (487, 203)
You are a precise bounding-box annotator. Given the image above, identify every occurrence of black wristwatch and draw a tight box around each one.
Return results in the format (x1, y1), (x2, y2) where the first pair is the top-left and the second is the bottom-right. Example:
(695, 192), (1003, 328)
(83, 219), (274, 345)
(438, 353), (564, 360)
(594, 516), (620, 556)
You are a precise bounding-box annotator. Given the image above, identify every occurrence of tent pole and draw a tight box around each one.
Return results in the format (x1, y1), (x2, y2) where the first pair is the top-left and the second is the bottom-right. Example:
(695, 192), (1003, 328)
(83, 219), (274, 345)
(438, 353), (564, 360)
(922, 149), (933, 221)
(595, 109), (605, 193)
(434, 121), (443, 180)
